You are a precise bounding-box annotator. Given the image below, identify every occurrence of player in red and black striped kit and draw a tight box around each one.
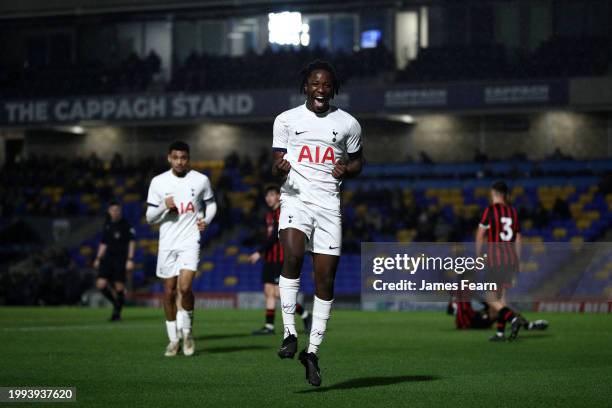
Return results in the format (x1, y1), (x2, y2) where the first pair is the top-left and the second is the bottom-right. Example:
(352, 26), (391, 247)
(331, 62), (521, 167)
(476, 181), (528, 341)
(249, 185), (312, 335)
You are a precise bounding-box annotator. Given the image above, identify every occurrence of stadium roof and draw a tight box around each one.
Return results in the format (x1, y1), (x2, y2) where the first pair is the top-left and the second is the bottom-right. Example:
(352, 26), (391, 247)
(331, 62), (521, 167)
(0, 0), (424, 19)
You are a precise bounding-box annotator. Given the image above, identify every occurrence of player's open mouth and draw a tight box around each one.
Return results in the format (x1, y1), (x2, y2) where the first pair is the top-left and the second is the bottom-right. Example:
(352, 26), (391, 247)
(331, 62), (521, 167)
(313, 96), (327, 109)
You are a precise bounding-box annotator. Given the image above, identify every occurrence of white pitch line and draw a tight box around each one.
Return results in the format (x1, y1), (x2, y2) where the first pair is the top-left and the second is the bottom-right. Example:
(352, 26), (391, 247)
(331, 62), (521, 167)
(0, 323), (159, 332)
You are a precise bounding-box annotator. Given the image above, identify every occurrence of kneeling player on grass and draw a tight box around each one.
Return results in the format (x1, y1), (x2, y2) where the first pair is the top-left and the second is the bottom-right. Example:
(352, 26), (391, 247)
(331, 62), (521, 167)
(272, 60), (363, 386)
(448, 299), (548, 331)
(146, 141), (217, 356)
(248, 184), (311, 335)
(476, 181), (532, 341)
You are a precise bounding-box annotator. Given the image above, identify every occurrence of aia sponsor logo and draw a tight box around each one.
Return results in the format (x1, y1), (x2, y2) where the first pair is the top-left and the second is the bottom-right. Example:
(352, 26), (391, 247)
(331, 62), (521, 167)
(297, 145), (336, 164)
(179, 201), (196, 214)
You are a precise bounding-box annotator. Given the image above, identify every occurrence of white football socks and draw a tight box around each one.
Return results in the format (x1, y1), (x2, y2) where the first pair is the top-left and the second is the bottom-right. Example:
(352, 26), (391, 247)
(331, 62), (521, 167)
(307, 296), (333, 355)
(279, 276), (300, 338)
(181, 309), (193, 337)
(176, 309), (185, 333)
(165, 320), (178, 343)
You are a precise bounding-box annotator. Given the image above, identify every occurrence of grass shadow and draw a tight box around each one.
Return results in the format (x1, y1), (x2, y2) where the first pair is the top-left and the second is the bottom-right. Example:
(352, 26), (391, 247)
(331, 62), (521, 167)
(197, 345), (271, 355)
(514, 333), (553, 341)
(194, 333), (250, 341)
(296, 375), (440, 393)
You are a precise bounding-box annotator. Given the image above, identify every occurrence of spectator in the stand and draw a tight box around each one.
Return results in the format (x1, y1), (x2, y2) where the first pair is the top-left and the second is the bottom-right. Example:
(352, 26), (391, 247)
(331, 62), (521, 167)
(512, 152), (528, 161)
(419, 151), (434, 164)
(474, 149), (488, 164)
(145, 50), (162, 75)
(549, 147), (573, 161)
(532, 202), (550, 229)
(224, 151), (240, 169)
(110, 153), (124, 173)
(552, 198), (571, 220)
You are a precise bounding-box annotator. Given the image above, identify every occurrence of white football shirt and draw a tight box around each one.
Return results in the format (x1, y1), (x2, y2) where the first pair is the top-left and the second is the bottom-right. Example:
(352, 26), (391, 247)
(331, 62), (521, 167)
(146, 169), (214, 250)
(272, 103), (362, 210)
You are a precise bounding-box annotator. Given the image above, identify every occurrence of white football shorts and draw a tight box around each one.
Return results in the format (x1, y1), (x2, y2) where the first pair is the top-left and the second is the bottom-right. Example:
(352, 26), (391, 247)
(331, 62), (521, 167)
(156, 247), (200, 278)
(278, 194), (342, 256)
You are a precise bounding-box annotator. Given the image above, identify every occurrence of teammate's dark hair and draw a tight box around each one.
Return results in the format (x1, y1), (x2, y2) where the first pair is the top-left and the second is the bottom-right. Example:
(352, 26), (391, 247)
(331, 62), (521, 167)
(168, 140), (190, 155)
(108, 199), (121, 207)
(265, 184), (280, 195)
(300, 60), (340, 97)
(491, 180), (509, 196)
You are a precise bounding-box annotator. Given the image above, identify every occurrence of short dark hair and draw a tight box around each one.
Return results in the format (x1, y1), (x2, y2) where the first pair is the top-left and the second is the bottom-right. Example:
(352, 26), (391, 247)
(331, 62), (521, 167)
(168, 140), (190, 155)
(491, 180), (509, 196)
(300, 60), (340, 97)
(265, 184), (280, 195)
(108, 199), (121, 207)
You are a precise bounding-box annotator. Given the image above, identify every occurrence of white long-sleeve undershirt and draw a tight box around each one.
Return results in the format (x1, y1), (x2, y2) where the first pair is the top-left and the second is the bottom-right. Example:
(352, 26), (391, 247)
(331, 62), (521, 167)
(200, 200), (217, 225)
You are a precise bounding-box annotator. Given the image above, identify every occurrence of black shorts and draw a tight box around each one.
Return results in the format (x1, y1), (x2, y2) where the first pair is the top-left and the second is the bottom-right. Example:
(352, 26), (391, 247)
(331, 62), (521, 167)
(485, 264), (518, 290)
(99, 256), (127, 283)
(262, 262), (282, 285)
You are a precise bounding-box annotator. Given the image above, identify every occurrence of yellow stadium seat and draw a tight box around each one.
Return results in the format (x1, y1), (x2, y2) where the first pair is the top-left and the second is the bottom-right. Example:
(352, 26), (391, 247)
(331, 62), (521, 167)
(242, 175), (257, 185)
(224, 276), (238, 287)
(125, 177), (137, 188)
(425, 188), (437, 198)
(595, 269), (609, 280)
(474, 187), (488, 198)
(123, 193), (139, 203)
(512, 186), (524, 196)
(561, 186), (573, 194)
(522, 261), (539, 272)
(201, 261), (214, 272)
(396, 229), (415, 243)
(237, 254), (251, 264)
(225, 246), (239, 256)
(80, 246), (93, 257)
(576, 219), (592, 230)
(570, 236), (584, 245)
(355, 204), (367, 217)
(553, 228), (567, 239)
(585, 211), (600, 221)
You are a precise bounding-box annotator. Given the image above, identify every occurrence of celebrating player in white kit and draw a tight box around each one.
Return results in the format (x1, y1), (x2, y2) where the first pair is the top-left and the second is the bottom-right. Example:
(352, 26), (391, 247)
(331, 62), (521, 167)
(146, 141), (217, 357)
(273, 60), (363, 386)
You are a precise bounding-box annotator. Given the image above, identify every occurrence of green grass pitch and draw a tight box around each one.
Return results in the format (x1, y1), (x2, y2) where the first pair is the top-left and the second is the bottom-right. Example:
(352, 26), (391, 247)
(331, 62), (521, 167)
(1, 307), (611, 407)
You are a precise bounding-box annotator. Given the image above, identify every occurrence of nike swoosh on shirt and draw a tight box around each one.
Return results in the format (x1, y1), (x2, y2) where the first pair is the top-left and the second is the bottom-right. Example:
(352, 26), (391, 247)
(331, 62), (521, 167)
(295, 130), (308, 135)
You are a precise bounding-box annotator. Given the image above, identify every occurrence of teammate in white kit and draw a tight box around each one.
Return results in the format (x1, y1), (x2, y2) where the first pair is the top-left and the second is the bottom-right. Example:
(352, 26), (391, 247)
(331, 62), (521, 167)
(145, 141), (217, 357)
(273, 60), (364, 386)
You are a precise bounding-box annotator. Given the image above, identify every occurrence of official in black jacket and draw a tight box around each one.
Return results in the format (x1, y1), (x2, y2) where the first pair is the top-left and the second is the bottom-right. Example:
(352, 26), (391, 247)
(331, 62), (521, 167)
(93, 200), (135, 321)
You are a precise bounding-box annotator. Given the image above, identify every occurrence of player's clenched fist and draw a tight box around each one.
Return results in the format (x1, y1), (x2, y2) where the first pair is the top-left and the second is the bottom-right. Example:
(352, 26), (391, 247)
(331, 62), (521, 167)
(164, 196), (177, 212)
(332, 159), (347, 179)
(196, 218), (207, 231)
(274, 155), (292, 175)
